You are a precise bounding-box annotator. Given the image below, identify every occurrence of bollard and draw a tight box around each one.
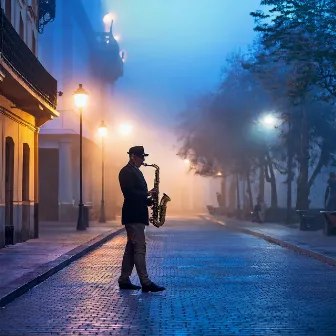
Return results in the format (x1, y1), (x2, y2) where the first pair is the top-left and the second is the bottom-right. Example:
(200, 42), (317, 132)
(83, 205), (90, 228)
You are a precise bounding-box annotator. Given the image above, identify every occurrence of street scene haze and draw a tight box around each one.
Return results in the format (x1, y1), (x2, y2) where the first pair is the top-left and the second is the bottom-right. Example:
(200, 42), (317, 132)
(1, 0), (336, 335)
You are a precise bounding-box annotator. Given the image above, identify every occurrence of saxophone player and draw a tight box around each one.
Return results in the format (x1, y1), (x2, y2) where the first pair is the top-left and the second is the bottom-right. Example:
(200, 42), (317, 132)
(118, 146), (166, 293)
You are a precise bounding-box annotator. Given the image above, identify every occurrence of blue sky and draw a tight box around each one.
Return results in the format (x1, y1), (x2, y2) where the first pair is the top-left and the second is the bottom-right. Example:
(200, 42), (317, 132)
(85, 0), (262, 127)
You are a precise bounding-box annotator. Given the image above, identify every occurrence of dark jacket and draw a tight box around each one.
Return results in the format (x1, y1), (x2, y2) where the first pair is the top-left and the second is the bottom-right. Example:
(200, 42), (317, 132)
(119, 163), (152, 225)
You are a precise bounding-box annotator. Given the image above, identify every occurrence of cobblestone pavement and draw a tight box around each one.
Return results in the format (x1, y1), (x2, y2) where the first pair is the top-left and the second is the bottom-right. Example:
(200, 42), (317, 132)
(0, 221), (121, 288)
(213, 215), (336, 260)
(1, 217), (336, 335)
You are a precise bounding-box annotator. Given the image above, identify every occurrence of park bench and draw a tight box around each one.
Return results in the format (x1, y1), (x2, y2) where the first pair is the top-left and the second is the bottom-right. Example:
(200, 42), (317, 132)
(206, 205), (215, 215)
(296, 210), (321, 231)
(206, 205), (227, 216)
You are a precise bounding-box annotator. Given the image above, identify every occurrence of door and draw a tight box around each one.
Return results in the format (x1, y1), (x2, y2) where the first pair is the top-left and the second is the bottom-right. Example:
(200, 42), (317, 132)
(39, 148), (59, 221)
(22, 143), (30, 240)
(5, 137), (14, 245)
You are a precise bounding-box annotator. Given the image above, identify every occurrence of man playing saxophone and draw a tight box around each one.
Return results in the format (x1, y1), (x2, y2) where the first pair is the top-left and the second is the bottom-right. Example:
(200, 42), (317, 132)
(118, 146), (165, 293)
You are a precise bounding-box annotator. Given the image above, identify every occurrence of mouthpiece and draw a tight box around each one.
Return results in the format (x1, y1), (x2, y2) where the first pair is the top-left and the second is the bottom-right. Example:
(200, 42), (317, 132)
(142, 163), (159, 169)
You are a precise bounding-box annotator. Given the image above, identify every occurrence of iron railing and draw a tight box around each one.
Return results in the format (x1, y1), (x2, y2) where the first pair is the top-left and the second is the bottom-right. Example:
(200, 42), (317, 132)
(38, 0), (56, 34)
(0, 9), (57, 108)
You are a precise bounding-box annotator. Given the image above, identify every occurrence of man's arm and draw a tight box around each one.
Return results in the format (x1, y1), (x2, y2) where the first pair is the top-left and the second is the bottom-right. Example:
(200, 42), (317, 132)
(119, 168), (149, 200)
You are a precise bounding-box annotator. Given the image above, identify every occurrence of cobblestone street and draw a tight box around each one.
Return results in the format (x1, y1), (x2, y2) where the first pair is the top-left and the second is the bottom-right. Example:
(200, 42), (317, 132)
(1, 217), (336, 335)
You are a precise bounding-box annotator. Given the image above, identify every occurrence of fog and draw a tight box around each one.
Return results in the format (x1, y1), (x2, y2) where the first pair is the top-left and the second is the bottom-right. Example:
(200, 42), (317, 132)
(39, 0), (263, 218)
(98, 0), (261, 213)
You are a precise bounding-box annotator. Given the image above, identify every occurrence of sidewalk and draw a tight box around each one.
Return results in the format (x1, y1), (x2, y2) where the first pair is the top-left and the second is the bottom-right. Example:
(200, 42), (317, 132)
(203, 214), (336, 266)
(0, 220), (124, 306)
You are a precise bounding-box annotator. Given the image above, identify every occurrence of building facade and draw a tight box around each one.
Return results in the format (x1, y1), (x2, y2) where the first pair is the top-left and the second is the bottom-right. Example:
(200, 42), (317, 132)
(38, 0), (123, 222)
(0, 0), (57, 246)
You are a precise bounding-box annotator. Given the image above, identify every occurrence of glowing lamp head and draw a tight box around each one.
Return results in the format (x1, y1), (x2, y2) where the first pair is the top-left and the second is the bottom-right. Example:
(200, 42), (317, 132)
(98, 120), (108, 138)
(216, 171), (222, 177)
(262, 114), (277, 129)
(73, 84), (88, 109)
(118, 123), (132, 136)
(103, 13), (114, 25)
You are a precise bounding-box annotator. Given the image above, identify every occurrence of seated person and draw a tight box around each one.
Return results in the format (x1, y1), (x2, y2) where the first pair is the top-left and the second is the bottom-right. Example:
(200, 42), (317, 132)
(252, 197), (266, 223)
(325, 172), (336, 211)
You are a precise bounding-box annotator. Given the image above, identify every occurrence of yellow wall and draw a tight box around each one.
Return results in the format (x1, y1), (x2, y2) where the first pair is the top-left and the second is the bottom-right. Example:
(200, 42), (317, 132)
(0, 95), (36, 205)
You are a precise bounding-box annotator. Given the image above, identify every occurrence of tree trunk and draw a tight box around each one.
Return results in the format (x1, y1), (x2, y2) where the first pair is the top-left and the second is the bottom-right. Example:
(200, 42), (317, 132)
(265, 151), (278, 208)
(236, 172), (241, 218)
(246, 171), (253, 211)
(296, 108), (310, 210)
(220, 176), (226, 209)
(228, 176), (236, 212)
(308, 143), (328, 190)
(286, 117), (294, 224)
(258, 158), (265, 202)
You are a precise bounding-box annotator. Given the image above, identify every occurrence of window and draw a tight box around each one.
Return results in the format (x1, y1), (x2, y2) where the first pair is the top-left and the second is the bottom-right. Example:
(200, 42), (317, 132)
(5, 0), (12, 21)
(19, 13), (24, 40)
(32, 0), (38, 13)
(32, 32), (36, 54)
(28, 0), (38, 17)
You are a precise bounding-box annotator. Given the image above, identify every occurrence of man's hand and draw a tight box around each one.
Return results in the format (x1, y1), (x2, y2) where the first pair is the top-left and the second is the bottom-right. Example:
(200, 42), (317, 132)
(148, 188), (158, 196)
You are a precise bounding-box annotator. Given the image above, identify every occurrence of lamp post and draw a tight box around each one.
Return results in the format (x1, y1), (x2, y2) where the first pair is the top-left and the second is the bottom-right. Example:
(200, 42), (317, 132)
(74, 84), (88, 231)
(98, 120), (107, 223)
(236, 172), (241, 218)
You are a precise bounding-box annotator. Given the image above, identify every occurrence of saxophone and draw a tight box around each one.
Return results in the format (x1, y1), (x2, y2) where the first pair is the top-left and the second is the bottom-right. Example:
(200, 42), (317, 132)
(143, 163), (171, 228)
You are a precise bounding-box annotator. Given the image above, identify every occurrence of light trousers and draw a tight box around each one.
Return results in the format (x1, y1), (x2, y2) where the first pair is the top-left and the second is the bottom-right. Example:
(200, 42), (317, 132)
(119, 223), (151, 286)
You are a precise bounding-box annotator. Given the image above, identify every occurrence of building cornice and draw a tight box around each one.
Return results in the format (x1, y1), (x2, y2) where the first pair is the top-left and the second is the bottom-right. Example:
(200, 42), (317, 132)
(0, 105), (39, 133)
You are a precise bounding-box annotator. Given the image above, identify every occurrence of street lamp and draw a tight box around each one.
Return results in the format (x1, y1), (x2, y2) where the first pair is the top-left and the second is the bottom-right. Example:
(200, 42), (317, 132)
(118, 123), (132, 136)
(74, 84), (88, 231)
(98, 120), (107, 223)
(103, 13), (114, 25)
(261, 113), (277, 129)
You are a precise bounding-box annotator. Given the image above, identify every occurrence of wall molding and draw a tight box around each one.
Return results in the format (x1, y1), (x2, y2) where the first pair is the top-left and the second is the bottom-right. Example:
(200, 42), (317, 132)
(0, 105), (38, 132)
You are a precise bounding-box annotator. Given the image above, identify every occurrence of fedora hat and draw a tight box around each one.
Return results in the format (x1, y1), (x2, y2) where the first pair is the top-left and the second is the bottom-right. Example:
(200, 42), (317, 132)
(127, 146), (149, 157)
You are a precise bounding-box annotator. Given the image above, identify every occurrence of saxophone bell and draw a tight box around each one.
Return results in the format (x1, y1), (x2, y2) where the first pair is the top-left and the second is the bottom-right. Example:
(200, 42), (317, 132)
(143, 163), (171, 228)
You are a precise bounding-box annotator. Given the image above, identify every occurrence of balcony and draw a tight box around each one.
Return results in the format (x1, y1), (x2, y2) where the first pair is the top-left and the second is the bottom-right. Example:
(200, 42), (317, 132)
(0, 8), (58, 121)
(92, 24), (124, 83)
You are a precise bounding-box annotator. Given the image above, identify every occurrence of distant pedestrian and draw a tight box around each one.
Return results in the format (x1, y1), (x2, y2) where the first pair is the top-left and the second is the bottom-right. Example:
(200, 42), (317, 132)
(252, 196), (266, 223)
(216, 192), (222, 207)
(325, 172), (336, 211)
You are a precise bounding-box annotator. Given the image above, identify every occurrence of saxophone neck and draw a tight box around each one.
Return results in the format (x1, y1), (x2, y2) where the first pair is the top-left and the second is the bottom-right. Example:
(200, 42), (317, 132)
(143, 163), (159, 170)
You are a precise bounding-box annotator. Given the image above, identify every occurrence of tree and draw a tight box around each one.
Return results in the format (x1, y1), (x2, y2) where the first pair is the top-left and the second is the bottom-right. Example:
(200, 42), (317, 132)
(177, 52), (279, 211)
(250, 1), (336, 210)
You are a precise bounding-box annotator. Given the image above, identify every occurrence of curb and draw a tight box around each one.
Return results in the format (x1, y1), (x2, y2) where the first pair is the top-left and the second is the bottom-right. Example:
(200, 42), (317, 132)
(0, 227), (125, 307)
(201, 215), (336, 268)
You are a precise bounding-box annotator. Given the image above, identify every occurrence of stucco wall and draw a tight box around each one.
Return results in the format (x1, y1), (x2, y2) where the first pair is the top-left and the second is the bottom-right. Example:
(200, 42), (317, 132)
(0, 95), (36, 245)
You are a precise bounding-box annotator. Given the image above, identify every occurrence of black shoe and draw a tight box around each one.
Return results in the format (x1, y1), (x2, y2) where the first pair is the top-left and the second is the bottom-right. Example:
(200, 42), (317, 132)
(119, 282), (141, 290)
(142, 282), (165, 293)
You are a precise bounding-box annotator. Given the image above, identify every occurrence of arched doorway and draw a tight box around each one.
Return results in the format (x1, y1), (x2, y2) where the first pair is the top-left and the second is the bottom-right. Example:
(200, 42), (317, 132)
(22, 144), (30, 241)
(5, 137), (14, 245)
